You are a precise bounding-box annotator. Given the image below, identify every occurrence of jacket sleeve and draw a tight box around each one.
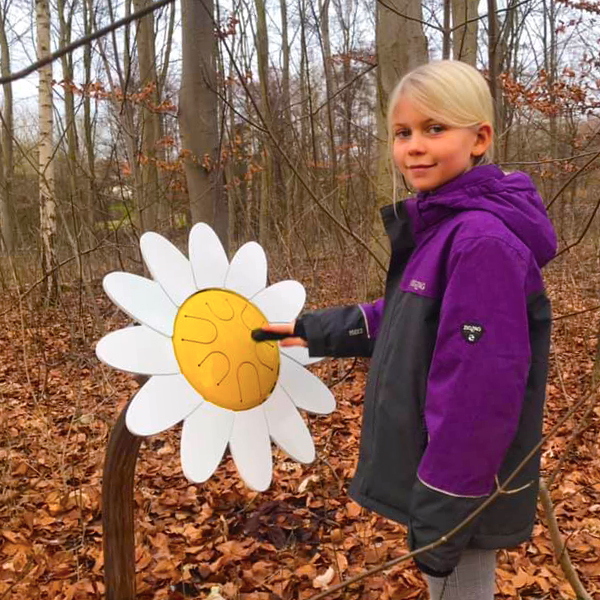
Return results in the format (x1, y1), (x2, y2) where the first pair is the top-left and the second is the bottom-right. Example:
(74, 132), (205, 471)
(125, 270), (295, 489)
(409, 237), (531, 574)
(297, 298), (385, 358)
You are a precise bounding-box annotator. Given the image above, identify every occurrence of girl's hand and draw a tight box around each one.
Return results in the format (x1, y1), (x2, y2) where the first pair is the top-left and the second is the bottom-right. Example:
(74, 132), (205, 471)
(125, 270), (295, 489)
(261, 322), (308, 348)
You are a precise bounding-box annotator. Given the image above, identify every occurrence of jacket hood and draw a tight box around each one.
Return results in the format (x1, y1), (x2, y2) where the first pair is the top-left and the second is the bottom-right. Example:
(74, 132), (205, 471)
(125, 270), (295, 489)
(409, 164), (557, 267)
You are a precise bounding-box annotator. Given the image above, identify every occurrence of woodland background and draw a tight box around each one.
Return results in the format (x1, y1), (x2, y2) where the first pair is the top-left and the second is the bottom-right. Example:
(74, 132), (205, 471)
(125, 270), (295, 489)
(1, 0), (600, 598)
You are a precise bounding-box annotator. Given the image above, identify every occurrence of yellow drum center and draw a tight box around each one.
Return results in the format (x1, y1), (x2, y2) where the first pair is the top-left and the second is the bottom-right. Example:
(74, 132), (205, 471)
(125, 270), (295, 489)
(172, 289), (280, 411)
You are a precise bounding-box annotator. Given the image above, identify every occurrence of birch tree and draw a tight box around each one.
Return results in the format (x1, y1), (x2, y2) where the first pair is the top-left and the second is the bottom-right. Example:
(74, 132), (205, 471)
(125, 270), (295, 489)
(37, 0), (58, 302)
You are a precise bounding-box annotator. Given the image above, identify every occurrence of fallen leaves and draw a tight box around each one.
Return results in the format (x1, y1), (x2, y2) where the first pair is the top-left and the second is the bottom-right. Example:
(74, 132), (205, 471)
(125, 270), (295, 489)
(1, 256), (600, 599)
(313, 566), (335, 588)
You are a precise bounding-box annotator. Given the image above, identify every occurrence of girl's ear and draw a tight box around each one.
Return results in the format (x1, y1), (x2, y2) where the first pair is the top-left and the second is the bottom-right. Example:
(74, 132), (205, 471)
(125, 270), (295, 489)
(472, 122), (493, 158)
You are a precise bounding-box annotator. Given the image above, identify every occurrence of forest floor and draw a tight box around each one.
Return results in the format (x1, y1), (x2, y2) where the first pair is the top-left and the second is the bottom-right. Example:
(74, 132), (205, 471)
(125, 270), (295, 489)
(1, 249), (600, 599)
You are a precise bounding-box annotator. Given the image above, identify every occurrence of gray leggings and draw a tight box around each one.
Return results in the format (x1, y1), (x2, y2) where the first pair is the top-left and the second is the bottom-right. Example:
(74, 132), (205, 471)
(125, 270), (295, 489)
(426, 549), (496, 600)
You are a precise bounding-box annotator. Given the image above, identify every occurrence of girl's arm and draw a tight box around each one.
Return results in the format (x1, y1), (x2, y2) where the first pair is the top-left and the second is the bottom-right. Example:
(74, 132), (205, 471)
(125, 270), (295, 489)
(262, 299), (385, 358)
(296, 298), (385, 358)
(408, 236), (532, 575)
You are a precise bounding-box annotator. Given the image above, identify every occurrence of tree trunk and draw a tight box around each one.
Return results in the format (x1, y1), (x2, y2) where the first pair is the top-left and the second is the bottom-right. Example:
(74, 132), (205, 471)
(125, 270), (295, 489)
(319, 0), (338, 189)
(58, 0), (84, 241)
(371, 0), (427, 294)
(487, 0), (501, 137)
(451, 0), (478, 65)
(543, 0), (559, 213)
(0, 1), (13, 253)
(179, 0), (227, 249)
(37, 0), (58, 303)
(254, 0), (273, 247)
(83, 0), (98, 236)
(279, 0), (293, 248)
(443, 0), (451, 59)
(132, 0), (161, 231)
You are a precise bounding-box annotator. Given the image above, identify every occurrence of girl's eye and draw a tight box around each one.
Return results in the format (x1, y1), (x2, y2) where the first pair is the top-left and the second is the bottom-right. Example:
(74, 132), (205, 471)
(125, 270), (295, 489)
(428, 124), (445, 134)
(395, 129), (410, 139)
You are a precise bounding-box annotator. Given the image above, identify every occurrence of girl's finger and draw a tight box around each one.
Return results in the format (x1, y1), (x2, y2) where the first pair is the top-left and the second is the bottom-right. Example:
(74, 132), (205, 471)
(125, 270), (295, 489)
(262, 322), (295, 335)
(279, 336), (308, 348)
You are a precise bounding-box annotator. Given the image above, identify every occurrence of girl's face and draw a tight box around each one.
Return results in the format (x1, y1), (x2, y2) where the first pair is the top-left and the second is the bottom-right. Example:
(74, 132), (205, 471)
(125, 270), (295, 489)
(391, 96), (492, 193)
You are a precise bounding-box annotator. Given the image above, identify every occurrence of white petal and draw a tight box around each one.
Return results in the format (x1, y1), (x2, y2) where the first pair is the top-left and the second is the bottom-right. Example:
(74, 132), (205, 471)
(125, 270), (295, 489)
(96, 325), (179, 375)
(225, 242), (267, 298)
(280, 346), (325, 366)
(181, 402), (233, 482)
(140, 232), (196, 306)
(189, 223), (229, 290)
(264, 386), (315, 463)
(280, 356), (336, 414)
(229, 407), (272, 491)
(251, 281), (305, 323)
(126, 374), (203, 436)
(103, 272), (177, 337)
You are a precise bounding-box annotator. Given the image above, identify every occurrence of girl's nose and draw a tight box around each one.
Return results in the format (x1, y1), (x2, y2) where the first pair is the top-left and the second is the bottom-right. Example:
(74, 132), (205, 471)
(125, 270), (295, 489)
(407, 134), (425, 155)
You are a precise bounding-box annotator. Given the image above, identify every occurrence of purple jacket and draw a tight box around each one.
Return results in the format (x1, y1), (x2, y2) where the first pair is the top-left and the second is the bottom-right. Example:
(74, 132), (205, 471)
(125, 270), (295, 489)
(299, 165), (557, 574)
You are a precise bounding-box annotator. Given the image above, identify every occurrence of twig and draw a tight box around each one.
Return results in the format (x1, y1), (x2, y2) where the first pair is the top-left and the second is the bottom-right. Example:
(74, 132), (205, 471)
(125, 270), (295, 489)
(0, 557), (35, 599)
(553, 305), (600, 321)
(311, 65), (377, 117)
(554, 194), (600, 258)
(545, 149), (600, 211)
(376, 0), (529, 33)
(307, 382), (600, 600)
(500, 149), (600, 167)
(539, 479), (593, 600)
(0, 233), (115, 317)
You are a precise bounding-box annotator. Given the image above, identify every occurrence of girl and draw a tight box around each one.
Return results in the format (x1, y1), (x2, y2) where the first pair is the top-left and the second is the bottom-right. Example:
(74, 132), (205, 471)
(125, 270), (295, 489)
(264, 60), (557, 599)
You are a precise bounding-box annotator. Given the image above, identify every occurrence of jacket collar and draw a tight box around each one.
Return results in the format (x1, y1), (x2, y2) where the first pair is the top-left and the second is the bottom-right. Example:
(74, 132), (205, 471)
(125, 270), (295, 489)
(381, 165), (505, 243)
(408, 165), (504, 237)
(415, 164), (503, 202)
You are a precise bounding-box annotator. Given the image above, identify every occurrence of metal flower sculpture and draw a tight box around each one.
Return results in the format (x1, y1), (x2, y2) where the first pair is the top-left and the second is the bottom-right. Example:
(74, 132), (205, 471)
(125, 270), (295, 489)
(96, 224), (335, 491)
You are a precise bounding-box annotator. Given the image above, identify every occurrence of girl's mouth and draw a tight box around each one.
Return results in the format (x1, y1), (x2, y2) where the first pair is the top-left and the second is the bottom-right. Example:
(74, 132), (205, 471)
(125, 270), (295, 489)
(409, 165), (435, 173)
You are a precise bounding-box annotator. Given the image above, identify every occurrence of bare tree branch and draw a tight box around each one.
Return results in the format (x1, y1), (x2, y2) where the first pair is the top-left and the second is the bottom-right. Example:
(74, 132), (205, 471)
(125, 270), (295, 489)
(0, 0), (174, 85)
(554, 194), (600, 258)
(546, 149), (600, 211)
(376, 0), (530, 34)
(376, 0), (443, 31)
(312, 64), (377, 117)
(500, 150), (600, 166)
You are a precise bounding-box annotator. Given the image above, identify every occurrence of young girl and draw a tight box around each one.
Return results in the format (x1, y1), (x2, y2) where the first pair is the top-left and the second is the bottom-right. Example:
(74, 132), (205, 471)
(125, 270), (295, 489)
(265, 60), (557, 599)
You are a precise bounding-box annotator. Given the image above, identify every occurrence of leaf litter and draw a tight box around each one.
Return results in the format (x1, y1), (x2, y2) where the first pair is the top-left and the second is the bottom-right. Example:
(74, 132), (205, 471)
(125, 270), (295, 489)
(0, 254), (599, 599)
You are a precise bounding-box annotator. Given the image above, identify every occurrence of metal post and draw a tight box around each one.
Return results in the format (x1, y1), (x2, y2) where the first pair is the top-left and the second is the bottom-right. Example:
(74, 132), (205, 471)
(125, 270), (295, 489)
(102, 401), (142, 600)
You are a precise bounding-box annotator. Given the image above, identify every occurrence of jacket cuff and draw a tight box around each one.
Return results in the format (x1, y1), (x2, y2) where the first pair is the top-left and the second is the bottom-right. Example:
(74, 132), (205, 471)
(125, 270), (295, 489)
(413, 557), (453, 578)
(408, 477), (485, 575)
(293, 319), (307, 340)
(295, 313), (327, 357)
(295, 306), (374, 358)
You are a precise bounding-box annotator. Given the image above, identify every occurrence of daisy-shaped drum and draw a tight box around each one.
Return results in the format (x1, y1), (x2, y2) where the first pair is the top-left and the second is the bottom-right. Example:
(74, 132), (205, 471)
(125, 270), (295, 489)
(96, 224), (335, 491)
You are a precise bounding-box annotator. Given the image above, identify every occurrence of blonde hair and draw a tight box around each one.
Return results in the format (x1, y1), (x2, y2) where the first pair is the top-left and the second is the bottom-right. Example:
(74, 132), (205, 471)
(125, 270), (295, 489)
(388, 60), (495, 200)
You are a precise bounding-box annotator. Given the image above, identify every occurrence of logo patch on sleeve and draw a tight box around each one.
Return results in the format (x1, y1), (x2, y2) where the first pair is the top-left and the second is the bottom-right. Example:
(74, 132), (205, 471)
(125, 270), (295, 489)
(461, 323), (484, 344)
